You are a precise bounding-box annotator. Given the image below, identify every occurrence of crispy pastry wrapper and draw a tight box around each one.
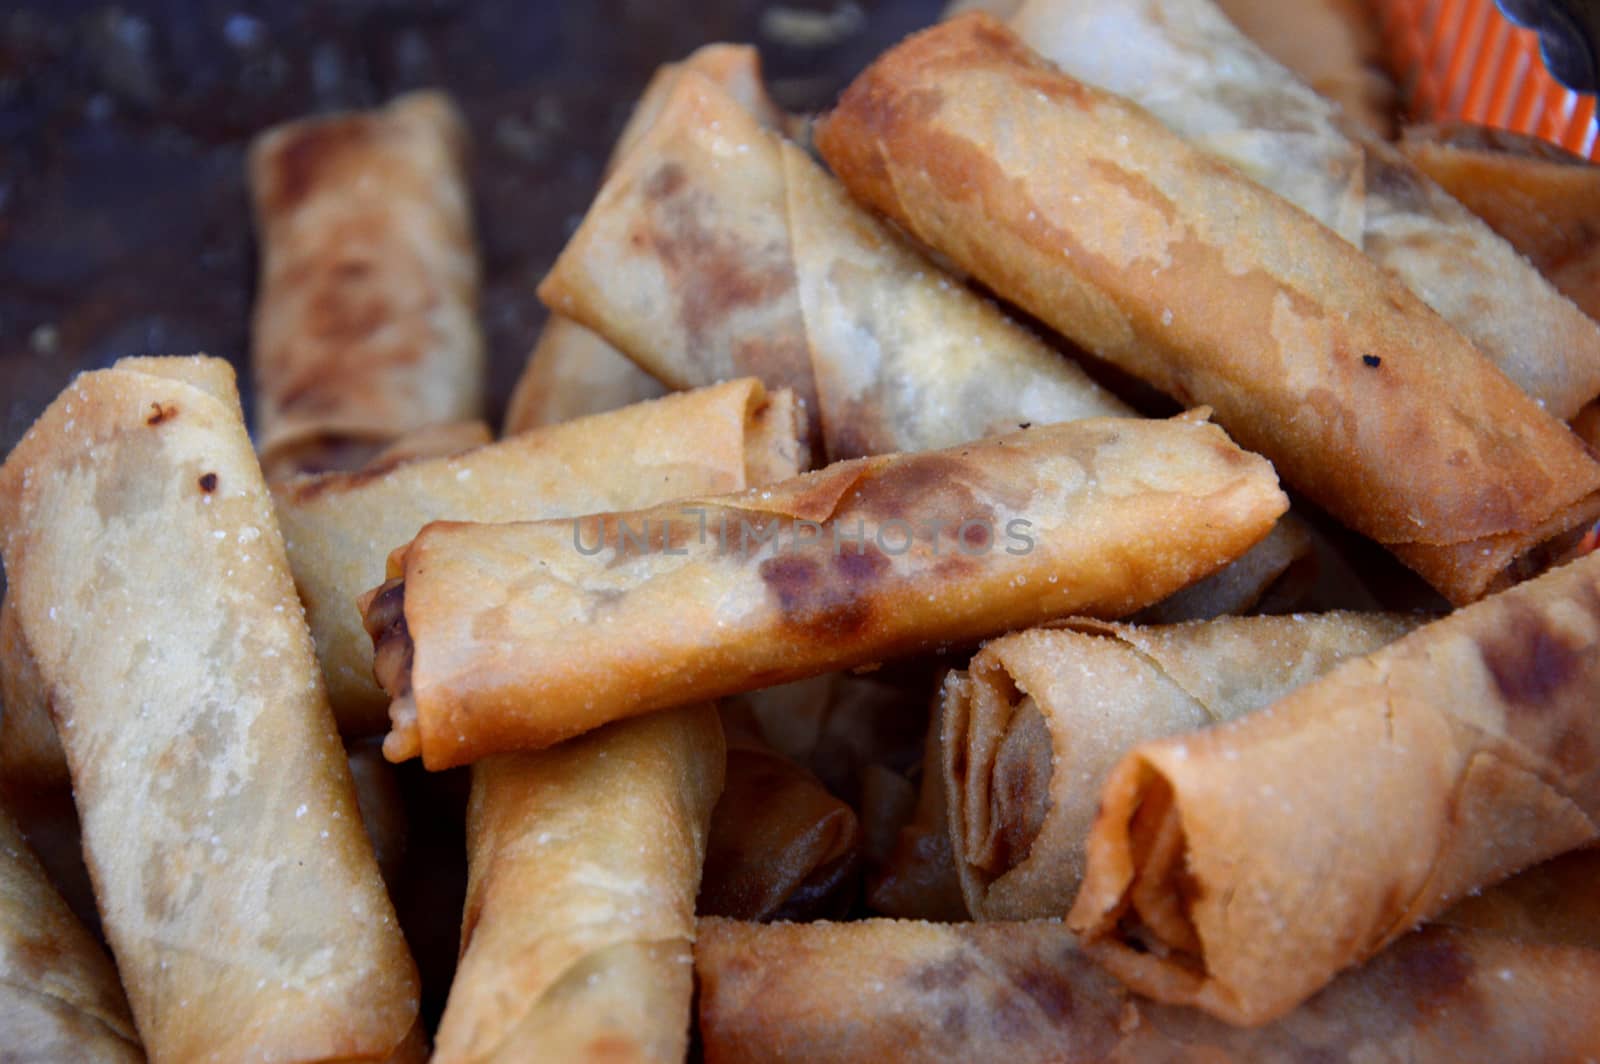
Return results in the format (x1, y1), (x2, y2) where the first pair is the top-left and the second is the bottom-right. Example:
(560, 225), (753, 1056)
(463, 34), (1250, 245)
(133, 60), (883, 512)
(946, 612), (1420, 921)
(814, 15), (1600, 604)
(504, 44), (777, 435)
(250, 90), (484, 480)
(432, 706), (724, 1064)
(694, 916), (1600, 1063)
(1399, 122), (1600, 324)
(0, 591), (68, 794)
(700, 705), (862, 921)
(0, 357), (419, 1061)
(1069, 549), (1600, 1025)
(1134, 510), (1314, 623)
(366, 414), (1288, 768)
(0, 804), (142, 1062)
(276, 378), (803, 734)
(1012, 0), (1600, 421)
(1213, 0), (1395, 136)
(1436, 848), (1600, 951)
(1010, 0), (1367, 245)
(538, 66), (1127, 463)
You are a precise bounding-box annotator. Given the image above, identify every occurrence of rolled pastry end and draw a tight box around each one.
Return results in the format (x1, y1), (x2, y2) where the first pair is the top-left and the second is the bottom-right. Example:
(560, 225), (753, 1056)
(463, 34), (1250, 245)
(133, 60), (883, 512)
(360, 578), (421, 763)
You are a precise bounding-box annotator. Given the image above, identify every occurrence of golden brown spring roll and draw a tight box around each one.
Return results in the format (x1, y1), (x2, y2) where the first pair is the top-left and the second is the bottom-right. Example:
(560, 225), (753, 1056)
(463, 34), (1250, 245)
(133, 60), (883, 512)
(0, 357), (419, 1061)
(815, 15), (1600, 604)
(250, 90), (483, 480)
(1399, 123), (1600, 323)
(539, 68), (1128, 463)
(946, 612), (1421, 921)
(0, 804), (142, 1062)
(1011, 0), (1366, 244)
(1069, 548), (1600, 1025)
(1436, 848), (1600, 951)
(868, 711), (968, 921)
(700, 706), (862, 921)
(1010, 0), (1600, 422)
(276, 378), (803, 734)
(1214, 0), (1394, 136)
(695, 917), (1600, 1062)
(504, 44), (779, 435)
(366, 414), (1288, 768)
(433, 706), (723, 1064)
(1134, 510), (1314, 622)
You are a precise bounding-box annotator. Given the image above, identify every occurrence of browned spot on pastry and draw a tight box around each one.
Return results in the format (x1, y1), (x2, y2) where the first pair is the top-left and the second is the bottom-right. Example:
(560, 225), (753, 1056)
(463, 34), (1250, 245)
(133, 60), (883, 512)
(1366, 152), (1431, 211)
(1390, 931), (1475, 1015)
(197, 472), (218, 493)
(910, 953), (978, 991)
(759, 545), (888, 640)
(259, 117), (370, 215)
(146, 401), (177, 426)
(1479, 603), (1587, 710)
(643, 161), (687, 202)
(1087, 159), (1178, 225)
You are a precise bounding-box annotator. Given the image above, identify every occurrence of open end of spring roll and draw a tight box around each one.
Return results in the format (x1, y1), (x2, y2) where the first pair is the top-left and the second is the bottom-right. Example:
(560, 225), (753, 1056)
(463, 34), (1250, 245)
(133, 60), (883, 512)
(250, 90), (483, 480)
(1010, 0), (1368, 245)
(700, 706), (863, 921)
(1069, 549), (1600, 1025)
(1012, 0), (1600, 422)
(276, 378), (803, 734)
(504, 44), (779, 435)
(1399, 122), (1600, 323)
(944, 612), (1420, 921)
(540, 67), (1126, 464)
(695, 915), (1600, 1062)
(364, 414), (1288, 768)
(0, 804), (142, 1063)
(814, 14), (1600, 604)
(0, 357), (419, 1061)
(432, 706), (723, 1064)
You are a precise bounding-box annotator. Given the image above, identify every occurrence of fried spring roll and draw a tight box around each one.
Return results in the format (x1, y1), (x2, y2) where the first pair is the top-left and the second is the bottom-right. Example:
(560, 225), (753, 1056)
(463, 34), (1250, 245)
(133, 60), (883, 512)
(276, 378), (803, 734)
(1011, 0), (1600, 422)
(695, 917), (1600, 1062)
(1399, 123), (1600, 323)
(366, 415), (1287, 768)
(539, 69), (1127, 463)
(1011, 0), (1366, 244)
(433, 707), (723, 1064)
(250, 91), (483, 480)
(432, 372), (802, 1060)
(504, 45), (779, 434)
(0, 592), (67, 795)
(1213, 0), (1394, 136)
(945, 612), (1420, 921)
(0, 357), (419, 1061)
(1069, 549), (1600, 1025)
(700, 707), (862, 921)
(1012, 0), (1600, 422)
(815, 15), (1600, 604)
(0, 804), (143, 1062)
(1436, 848), (1600, 951)
(360, 420), (493, 470)
(1133, 510), (1314, 622)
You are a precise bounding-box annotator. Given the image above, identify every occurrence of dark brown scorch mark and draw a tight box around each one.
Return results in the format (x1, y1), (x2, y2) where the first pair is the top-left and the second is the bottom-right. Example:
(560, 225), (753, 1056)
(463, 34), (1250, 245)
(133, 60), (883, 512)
(759, 544), (891, 640)
(197, 472), (218, 493)
(146, 401), (177, 426)
(1479, 602), (1589, 710)
(258, 116), (371, 216)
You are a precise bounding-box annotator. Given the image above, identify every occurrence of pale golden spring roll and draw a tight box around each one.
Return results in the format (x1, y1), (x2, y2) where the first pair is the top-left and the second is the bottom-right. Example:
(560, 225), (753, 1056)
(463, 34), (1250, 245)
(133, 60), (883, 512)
(504, 44), (780, 435)
(276, 378), (802, 734)
(250, 90), (483, 480)
(695, 917), (1600, 1062)
(1214, 0), (1394, 136)
(1069, 549), (1600, 1026)
(1011, 0), (1600, 422)
(366, 414), (1287, 768)
(538, 69), (1127, 463)
(1399, 122), (1600, 323)
(433, 707), (723, 1064)
(0, 804), (142, 1063)
(814, 15), (1600, 604)
(700, 706), (862, 922)
(1011, 0), (1367, 244)
(432, 375), (801, 1061)
(946, 612), (1421, 921)
(0, 357), (419, 1061)
(360, 420), (493, 470)
(1133, 510), (1314, 622)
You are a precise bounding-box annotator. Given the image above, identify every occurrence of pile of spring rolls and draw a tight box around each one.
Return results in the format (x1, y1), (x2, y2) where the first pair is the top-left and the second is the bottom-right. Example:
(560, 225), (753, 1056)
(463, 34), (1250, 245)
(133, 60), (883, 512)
(3, 0), (1600, 1059)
